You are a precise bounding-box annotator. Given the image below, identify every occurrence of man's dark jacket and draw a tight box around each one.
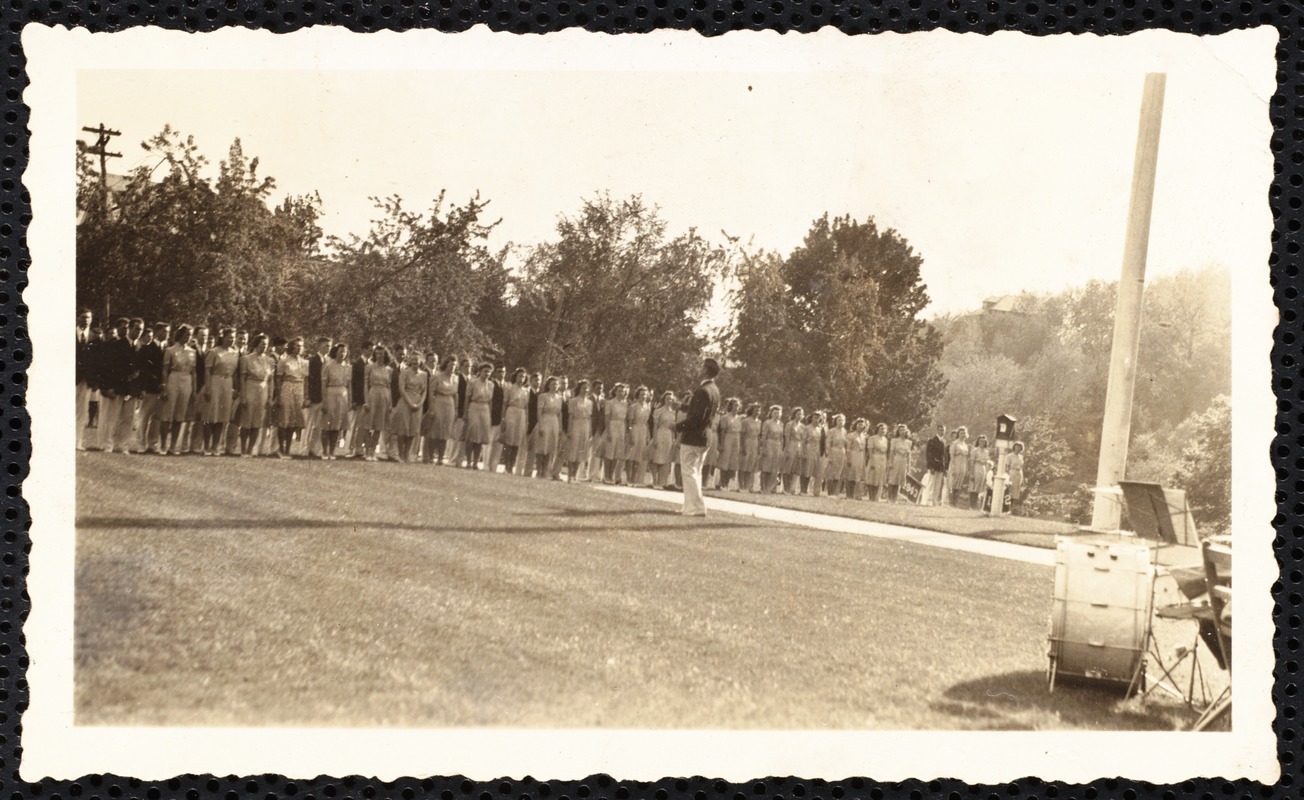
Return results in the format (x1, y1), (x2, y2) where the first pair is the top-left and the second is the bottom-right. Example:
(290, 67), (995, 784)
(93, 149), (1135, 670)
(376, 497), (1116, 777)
(308, 353), (325, 405)
(926, 435), (949, 472)
(674, 379), (720, 448)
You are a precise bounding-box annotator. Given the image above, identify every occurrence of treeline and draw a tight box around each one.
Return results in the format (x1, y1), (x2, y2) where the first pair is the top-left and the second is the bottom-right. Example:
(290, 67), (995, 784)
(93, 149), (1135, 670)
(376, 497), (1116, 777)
(76, 126), (949, 427)
(928, 267), (1233, 533)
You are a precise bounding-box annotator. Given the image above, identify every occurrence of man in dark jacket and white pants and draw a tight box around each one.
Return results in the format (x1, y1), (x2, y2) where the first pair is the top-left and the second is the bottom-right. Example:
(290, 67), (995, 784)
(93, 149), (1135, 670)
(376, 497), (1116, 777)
(674, 358), (722, 517)
(926, 424), (949, 506)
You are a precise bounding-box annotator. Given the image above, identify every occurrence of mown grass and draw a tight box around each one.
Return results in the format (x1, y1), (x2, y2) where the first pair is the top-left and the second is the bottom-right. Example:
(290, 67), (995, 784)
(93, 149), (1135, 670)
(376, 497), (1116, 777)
(75, 452), (1212, 730)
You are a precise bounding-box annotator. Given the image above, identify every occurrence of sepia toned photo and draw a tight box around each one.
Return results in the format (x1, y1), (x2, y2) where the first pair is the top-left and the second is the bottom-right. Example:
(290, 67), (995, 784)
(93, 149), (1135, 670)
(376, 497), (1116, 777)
(22, 26), (1280, 783)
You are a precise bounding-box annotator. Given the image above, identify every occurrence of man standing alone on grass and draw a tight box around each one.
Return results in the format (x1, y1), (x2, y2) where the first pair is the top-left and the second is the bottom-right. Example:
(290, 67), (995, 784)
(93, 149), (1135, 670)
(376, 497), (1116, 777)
(674, 358), (721, 517)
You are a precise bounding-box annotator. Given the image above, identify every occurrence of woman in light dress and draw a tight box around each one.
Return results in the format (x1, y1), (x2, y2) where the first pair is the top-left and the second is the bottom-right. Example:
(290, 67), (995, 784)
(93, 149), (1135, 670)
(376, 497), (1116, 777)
(738, 403), (762, 493)
(704, 409), (725, 490)
(498, 369), (530, 474)
(887, 424), (913, 503)
(781, 406), (805, 494)
(1005, 441), (1026, 515)
(600, 383), (630, 484)
(649, 391), (679, 489)
(844, 418), (868, 500)
(424, 356), (459, 465)
(273, 336), (309, 459)
(531, 377), (564, 479)
(670, 390), (691, 489)
(391, 350), (429, 463)
(158, 325), (196, 456)
(201, 328), (240, 456)
(625, 386), (652, 486)
(320, 343), (352, 460)
(715, 398), (742, 492)
(565, 379), (595, 483)
(361, 345), (394, 462)
(802, 411), (826, 496)
(463, 363), (495, 470)
(866, 422), (890, 502)
(759, 405), (786, 494)
(824, 413), (847, 498)
(968, 434), (991, 510)
(948, 427), (971, 507)
(237, 334), (276, 457)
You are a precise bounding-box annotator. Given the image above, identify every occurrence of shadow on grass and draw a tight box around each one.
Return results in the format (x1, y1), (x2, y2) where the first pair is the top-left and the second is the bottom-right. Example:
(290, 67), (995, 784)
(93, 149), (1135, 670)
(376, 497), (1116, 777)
(75, 515), (757, 534)
(932, 670), (1191, 731)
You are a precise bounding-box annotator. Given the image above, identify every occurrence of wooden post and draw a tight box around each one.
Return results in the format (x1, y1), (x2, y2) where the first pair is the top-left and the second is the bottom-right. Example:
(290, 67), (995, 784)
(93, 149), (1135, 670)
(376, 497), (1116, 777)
(1089, 73), (1167, 532)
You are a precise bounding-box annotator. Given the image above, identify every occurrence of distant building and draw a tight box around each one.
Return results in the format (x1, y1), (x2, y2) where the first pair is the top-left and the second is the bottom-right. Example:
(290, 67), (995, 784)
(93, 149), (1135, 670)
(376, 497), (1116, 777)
(981, 294), (1026, 315)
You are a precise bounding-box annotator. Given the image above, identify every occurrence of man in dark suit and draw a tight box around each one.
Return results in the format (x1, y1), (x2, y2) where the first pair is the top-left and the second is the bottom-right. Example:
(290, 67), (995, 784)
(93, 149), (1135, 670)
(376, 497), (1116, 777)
(75, 308), (95, 450)
(347, 340), (372, 458)
(674, 358), (722, 517)
(96, 317), (140, 453)
(135, 322), (170, 453)
(302, 336), (331, 457)
(486, 365), (507, 473)
(450, 355), (471, 467)
(926, 424), (949, 506)
(522, 371), (542, 476)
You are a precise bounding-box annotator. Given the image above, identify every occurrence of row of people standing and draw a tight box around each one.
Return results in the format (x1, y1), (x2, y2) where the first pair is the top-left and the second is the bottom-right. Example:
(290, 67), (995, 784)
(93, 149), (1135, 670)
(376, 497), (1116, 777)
(75, 310), (1026, 511)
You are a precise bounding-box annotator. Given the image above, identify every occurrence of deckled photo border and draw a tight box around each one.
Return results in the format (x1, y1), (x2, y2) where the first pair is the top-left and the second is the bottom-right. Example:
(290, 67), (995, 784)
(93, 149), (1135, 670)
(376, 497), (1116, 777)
(4, 2), (1299, 796)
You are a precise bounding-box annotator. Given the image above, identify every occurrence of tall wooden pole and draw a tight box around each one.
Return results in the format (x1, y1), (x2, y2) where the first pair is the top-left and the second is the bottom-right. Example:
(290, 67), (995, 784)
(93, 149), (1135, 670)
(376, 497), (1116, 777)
(1089, 73), (1167, 531)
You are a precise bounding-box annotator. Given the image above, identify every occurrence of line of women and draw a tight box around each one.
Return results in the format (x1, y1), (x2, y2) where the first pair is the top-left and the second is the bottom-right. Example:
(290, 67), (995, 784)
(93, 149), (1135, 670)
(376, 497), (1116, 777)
(139, 323), (1021, 510)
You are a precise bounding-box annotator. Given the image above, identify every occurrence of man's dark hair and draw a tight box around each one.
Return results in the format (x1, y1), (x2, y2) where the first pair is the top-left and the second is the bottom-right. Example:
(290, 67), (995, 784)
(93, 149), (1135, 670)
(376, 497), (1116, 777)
(703, 358), (721, 378)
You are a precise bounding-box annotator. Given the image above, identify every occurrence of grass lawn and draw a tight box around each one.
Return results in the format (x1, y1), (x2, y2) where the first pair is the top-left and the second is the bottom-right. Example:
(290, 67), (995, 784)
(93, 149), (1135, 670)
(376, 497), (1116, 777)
(75, 452), (1216, 730)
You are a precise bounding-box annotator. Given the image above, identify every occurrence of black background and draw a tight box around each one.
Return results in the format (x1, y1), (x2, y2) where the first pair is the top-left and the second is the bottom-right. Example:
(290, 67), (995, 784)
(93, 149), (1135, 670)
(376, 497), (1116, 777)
(2, 1), (1299, 798)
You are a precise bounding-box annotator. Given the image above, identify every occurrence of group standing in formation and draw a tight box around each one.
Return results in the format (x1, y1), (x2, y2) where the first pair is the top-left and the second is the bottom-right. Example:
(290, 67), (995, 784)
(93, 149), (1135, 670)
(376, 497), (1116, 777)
(75, 310), (1027, 513)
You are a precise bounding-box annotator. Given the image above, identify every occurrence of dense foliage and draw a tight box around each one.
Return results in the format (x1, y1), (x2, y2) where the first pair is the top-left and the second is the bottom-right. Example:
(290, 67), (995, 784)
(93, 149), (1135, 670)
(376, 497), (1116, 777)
(929, 267), (1233, 533)
(725, 214), (945, 425)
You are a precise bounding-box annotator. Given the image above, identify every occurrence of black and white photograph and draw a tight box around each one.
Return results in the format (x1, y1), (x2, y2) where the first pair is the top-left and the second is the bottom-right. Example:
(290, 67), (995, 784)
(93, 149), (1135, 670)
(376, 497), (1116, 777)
(22, 25), (1278, 782)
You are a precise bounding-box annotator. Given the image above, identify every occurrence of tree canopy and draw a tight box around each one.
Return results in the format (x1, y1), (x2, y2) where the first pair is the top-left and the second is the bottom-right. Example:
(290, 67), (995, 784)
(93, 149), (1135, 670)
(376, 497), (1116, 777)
(727, 214), (945, 425)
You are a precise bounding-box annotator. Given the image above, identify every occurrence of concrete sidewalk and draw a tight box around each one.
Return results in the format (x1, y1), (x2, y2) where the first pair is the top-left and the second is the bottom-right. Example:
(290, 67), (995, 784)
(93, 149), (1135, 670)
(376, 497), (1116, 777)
(596, 484), (1056, 567)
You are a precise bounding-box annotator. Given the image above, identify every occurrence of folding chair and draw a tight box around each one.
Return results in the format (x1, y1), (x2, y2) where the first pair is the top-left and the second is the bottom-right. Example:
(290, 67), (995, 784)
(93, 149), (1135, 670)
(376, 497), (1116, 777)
(1192, 537), (1232, 730)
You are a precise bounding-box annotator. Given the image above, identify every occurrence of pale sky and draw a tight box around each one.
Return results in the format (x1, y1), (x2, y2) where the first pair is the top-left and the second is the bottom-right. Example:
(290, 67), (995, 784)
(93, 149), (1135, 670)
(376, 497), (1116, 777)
(75, 30), (1274, 316)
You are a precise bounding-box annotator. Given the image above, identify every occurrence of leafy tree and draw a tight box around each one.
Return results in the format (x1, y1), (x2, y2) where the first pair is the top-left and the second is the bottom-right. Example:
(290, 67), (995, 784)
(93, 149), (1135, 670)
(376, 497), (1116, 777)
(76, 127), (323, 335)
(1171, 395), (1232, 535)
(508, 193), (725, 389)
(323, 192), (504, 354)
(728, 213), (945, 425)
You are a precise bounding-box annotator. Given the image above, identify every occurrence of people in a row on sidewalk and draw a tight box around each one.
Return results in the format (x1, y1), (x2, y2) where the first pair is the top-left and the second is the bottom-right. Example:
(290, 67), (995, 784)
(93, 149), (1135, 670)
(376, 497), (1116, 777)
(73, 308), (1025, 509)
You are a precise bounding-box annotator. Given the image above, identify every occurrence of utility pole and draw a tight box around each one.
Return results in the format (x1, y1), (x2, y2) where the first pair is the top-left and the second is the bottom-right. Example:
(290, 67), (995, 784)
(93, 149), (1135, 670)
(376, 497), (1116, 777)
(81, 124), (121, 216)
(1089, 73), (1167, 532)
